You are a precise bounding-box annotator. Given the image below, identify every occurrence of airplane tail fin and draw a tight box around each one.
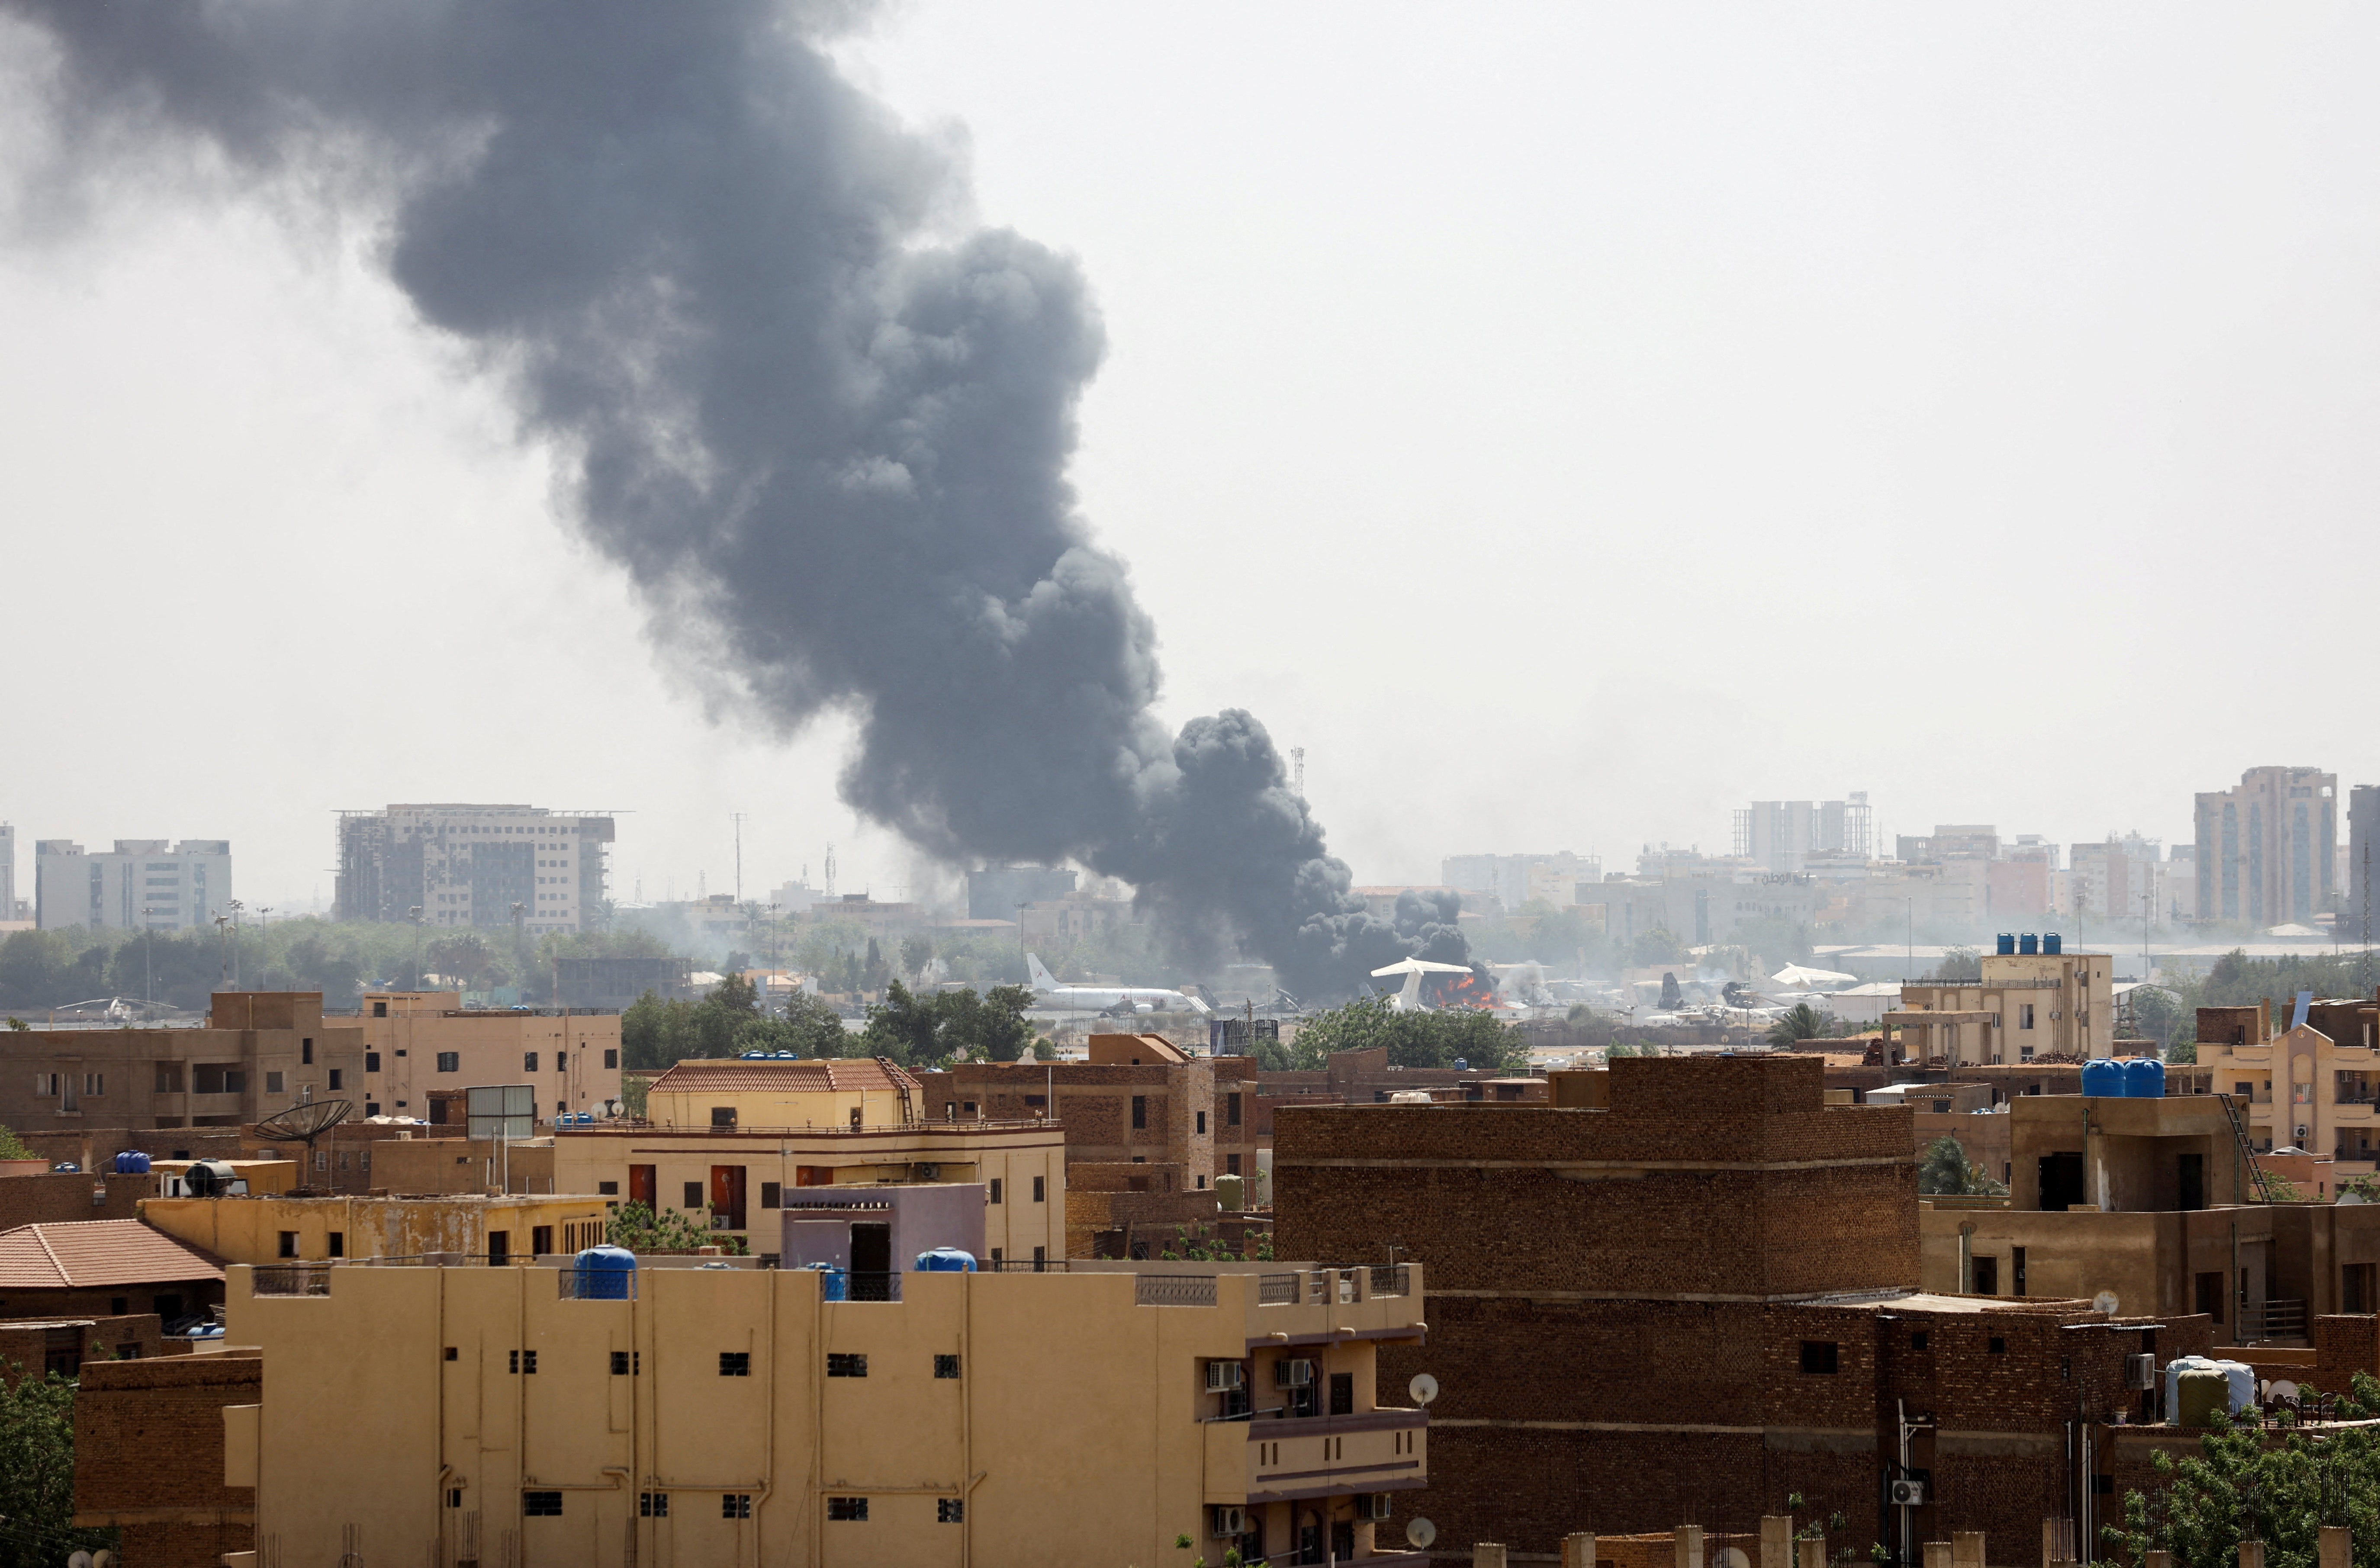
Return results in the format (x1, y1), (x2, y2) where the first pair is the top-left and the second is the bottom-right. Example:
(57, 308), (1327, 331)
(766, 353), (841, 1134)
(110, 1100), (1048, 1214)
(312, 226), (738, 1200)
(1026, 953), (1057, 990)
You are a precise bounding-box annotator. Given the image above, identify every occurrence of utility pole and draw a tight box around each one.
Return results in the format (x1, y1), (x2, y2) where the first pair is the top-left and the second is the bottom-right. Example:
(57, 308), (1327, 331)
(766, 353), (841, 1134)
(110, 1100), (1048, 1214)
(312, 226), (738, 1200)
(212, 911), (231, 990)
(228, 899), (244, 988)
(732, 812), (746, 905)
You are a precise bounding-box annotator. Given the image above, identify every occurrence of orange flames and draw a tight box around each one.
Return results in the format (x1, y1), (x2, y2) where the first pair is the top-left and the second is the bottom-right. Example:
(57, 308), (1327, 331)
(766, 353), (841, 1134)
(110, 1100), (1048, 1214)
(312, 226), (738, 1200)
(1422, 970), (1499, 1011)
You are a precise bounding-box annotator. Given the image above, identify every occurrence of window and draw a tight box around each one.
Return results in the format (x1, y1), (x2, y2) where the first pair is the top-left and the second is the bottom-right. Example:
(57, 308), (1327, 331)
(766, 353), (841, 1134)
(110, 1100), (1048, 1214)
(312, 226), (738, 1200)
(988, 1178), (1003, 1204)
(1799, 1341), (1839, 1375)
(827, 1353), (868, 1377)
(1197, 1110), (1209, 1135)
(1228, 1092), (1242, 1127)
(1227, 1153), (1241, 1176)
(531, 1226), (553, 1256)
(524, 1052), (539, 1073)
(1971, 1256), (1998, 1295)
(365, 1101), (382, 1117)
(935, 1354), (961, 1379)
(328, 1232), (344, 1259)
(939, 1499), (965, 1523)
(612, 1351), (634, 1375)
(328, 1069), (343, 1091)
(1330, 1372), (1354, 1415)
(2020, 1004), (2036, 1030)
(598, 1181), (619, 1196)
(447, 1488), (463, 1508)
(723, 1493), (758, 1519)
(265, 1072), (285, 1095)
(277, 1231), (298, 1259)
(445, 1346), (458, 1362)
(509, 1349), (538, 1374)
(640, 1493), (669, 1517)
(1989, 1337), (2007, 1354)
(522, 1491), (563, 1517)
(720, 1352), (751, 1377)
(1131, 1095), (1148, 1129)
(1033, 1245), (1047, 1267)
(1196, 1175), (1206, 1189)
(84, 1072), (103, 1096)
(1909, 1331), (1928, 1351)
(684, 1182), (704, 1210)
(365, 1052), (381, 1073)
(1032, 1176), (1045, 1203)
(373, 1000), (389, 1017)
(436, 1052), (460, 1073)
(301, 1039), (314, 1066)
(711, 1106), (737, 1129)
(110, 1295), (128, 1315)
(489, 1231), (509, 1265)
(604, 1049), (618, 1069)
(826, 1497), (866, 1522)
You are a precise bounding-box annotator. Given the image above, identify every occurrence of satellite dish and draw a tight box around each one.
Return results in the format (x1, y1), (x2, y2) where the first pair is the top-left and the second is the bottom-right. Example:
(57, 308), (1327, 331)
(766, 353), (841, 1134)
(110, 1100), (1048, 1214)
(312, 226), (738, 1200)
(70, 1552), (94, 1568)
(95, 1552), (120, 1568)
(253, 1098), (354, 1158)
(1718, 1550), (1753, 1568)
(1407, 1519), (1437, 1550)
(2093, 1291), (2119, 1316)
(1409, 1372), (1439, 1406)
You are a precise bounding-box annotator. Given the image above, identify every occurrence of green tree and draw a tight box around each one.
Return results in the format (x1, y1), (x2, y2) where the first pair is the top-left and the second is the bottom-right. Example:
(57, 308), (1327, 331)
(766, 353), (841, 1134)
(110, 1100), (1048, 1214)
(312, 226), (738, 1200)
(858, 982), (1035, 1065)
(899, 934), (935, 976)
(1917, 1135), (2006, 1196)
(2109, 1377), (2380, 1568)
(0, 1362), (112, 1567)
(604, 1199), (745, 1254)
(0, 1122), (32, 1161)
(1292, 994), (1529, 1071)
(1766, 1002), (1833, 1047)
(1630, 925), (1688, 966)
(1923, 948), (1982, 983)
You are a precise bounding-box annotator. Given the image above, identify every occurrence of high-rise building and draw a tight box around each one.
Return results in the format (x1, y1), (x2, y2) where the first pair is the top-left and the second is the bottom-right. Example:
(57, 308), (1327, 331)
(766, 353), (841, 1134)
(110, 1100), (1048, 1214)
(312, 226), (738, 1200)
(335, 805), (613, 935)
(2194, 766), (2337, 927)
(33, 838), (231, 933)
(2068, 832), (2163, 922)
(1732, 793), (1871, 873)
(1439, 852), (1601, 911)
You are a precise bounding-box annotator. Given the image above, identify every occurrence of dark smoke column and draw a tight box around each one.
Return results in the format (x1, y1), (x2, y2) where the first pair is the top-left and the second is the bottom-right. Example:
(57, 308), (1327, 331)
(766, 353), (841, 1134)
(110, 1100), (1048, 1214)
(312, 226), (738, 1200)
(3, 0), (1445, 997)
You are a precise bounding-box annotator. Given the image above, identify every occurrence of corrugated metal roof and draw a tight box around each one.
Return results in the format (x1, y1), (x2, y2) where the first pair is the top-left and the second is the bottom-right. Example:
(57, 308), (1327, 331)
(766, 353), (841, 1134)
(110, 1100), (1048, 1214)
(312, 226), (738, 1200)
(0, 1220), (225, 1290)
(647, 1057), (920, 1095)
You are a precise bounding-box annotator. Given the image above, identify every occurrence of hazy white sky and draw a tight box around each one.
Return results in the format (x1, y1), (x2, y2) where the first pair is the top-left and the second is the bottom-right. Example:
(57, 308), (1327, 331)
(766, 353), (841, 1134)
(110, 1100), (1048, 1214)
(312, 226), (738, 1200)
(3, 4), (2377, 908)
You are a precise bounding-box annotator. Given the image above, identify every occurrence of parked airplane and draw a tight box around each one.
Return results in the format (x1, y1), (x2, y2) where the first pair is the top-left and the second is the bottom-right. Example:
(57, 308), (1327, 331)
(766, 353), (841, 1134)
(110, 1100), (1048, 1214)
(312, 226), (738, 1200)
(1026, 953), (1211, 1017)
(1370, 957), (1480, 1013)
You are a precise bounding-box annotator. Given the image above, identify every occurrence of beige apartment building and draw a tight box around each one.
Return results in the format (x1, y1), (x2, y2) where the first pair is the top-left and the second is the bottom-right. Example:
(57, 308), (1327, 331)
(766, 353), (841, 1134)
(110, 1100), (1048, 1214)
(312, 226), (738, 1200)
(217, 1258), (1431, 1568)
(0, 992), (364, 1133)
(2197, 999), (2380, 1171)
(556, 1058), (1067, 1263)
(1884, 944), (2116, 1065)
(353, 991), (622, 1123)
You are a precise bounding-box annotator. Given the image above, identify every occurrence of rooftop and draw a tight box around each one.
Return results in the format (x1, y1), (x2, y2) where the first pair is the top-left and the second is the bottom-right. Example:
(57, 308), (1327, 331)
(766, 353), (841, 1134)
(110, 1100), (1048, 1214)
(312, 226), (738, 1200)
(0, 1220), (225, 1291)
(646, 1057), (921, 1095)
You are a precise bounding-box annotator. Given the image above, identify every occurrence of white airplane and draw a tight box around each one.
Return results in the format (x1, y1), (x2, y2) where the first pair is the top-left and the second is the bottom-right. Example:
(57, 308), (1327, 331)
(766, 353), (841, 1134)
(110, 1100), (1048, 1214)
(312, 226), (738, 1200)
(1026, 953), (1211, 1017)
(1370, 957), (1479, 1013)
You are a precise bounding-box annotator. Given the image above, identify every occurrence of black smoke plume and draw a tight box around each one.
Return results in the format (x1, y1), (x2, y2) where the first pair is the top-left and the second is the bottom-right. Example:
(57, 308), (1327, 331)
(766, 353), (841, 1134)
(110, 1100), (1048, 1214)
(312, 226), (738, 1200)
(0, 0), (1460, 997)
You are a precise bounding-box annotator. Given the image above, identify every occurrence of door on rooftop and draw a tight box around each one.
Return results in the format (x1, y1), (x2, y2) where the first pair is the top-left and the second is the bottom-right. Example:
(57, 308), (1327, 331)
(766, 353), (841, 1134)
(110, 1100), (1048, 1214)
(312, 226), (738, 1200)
(2178, 1153), (2205, 1212)
(2039, 1152), (2086, 1212)
(709, 1165), (746, 1232)
(628, 1164), (656, 1208)
(850, 1221), (892, 1301)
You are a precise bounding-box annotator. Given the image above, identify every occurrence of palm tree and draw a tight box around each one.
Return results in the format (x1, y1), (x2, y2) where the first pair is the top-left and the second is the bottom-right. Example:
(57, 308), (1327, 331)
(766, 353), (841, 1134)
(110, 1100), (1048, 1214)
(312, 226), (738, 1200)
(1766, 1002), (1829, 1047)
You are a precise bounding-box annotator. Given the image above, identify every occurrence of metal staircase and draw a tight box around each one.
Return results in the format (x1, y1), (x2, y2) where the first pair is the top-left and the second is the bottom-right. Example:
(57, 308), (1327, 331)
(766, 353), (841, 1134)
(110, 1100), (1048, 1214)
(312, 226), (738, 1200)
(2219, 1091), (2278, 1202)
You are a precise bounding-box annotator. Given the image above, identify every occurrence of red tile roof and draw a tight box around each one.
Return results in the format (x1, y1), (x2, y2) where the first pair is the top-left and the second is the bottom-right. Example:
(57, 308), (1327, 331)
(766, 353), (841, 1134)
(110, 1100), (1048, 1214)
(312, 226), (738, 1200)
(0, 1220), (225, 1291)
(647, 1058), (920, 1096)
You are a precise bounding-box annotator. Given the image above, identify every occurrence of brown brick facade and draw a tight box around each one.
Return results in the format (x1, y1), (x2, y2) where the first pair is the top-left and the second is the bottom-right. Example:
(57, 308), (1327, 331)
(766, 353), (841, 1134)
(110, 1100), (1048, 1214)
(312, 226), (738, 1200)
(74, 1352), (261, 1568)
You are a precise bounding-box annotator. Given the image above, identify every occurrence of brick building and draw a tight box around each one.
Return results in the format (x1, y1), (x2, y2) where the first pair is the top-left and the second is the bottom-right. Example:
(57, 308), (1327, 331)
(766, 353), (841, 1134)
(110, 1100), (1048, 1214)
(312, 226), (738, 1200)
(74, 1350), (260, 1567)
(1273, 1054), (2210, 1560)
(0, 1217), (225, 1323)
(0, 1310), (164, 1384)
(0, 991), (364, 1133)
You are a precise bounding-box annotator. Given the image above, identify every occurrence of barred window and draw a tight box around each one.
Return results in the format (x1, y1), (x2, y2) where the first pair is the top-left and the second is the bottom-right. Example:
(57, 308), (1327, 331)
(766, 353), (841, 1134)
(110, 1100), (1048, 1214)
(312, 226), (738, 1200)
(827, 1353), (867, 1378)
(939, 1498), (965, 1524)
(934, 1354), (961, 1379)
(827, 1497), (867, 1521)
(720, 1352), (751, 1377)
(522, 1491), (563, 1517)
(724, 1494), (754, 1520)
(640, 1493), (669, 1517)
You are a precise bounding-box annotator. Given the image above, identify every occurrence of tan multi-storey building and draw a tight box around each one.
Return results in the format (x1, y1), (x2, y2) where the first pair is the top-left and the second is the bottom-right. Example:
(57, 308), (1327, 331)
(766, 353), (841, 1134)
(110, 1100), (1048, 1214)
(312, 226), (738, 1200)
(216, 1256), (1431, 1567)
(555, 1057), (1068, 1264)
(1883, 942), (2115, 1065)
(0, 992), (363, 1133)
(2195, 765), (2337, 927)
(2197, 997), (2380, 1172)
(352, 991), (622, 1123)
(143, 1191), (614, 1266)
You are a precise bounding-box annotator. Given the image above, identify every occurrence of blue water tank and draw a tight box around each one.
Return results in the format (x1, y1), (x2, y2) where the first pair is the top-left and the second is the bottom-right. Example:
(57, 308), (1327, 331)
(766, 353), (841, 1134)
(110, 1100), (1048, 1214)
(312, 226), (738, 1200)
(2019, 933), (2039, 955)
(1453, 1058), (1469, 1071)
(113, 1150), (151, 1174)
(2123, 1057), (2167, 1099)
(914, 1247), (977, 1272)
(572, 1245), (638, 1299)
(811, 1263), (849, 1302)
(2044, 932), (2063, 955)
(1997, 933), (2016, 956)
(2081, 1059), (2124, 1098)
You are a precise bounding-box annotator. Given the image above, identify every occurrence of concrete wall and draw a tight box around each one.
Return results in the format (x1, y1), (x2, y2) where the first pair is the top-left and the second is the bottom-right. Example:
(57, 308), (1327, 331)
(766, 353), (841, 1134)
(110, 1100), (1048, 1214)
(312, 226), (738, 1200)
(74, 1351), (261, 1568)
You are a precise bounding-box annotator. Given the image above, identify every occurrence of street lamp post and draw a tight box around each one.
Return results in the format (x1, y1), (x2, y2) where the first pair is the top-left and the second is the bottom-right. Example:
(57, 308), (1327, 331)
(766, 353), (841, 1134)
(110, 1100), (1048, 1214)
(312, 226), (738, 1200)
(228, 899), (244, 988)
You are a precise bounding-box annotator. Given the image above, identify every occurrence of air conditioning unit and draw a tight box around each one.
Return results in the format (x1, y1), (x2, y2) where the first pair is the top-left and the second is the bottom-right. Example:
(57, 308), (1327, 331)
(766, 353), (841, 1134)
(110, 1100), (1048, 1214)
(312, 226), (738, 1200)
(1358, 1494), (1394, 1521)
(2126, 1352), (2156, 1391)
(1276, 1358), (1315, 1389)
(1889, 1479), (1926, 1508)
(1210, 1506), (1247, 1537)
(1205, 1360), (1246, 1392)
(917, 1164), (940, 1182)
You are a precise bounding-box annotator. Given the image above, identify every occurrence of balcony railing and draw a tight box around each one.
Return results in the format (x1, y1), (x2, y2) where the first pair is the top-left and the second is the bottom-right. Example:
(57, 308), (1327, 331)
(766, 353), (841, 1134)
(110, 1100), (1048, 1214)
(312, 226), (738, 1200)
(2238, 1298), (2308, 1342)
(1259, 1273), (1299, 1305)
(251, 1264), (331, 1297)
(1135, 1274), (1219, 1307)
(566, 1117), (1057, 1137)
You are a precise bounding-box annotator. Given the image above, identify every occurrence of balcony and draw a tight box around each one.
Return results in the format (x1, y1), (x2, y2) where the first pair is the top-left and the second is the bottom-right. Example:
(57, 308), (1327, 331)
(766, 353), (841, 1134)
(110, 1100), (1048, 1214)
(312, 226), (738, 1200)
(1205, 1407), (1428, 1505)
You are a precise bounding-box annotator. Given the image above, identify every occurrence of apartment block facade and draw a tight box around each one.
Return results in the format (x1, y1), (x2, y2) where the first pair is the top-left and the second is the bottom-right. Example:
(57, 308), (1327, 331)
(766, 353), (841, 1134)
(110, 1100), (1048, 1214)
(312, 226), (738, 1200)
(1885, 947), (2116, 1065)
(216, 1257), (1431, 1567)
(352, 991), (623, 1122)
(336, 804), (612, 936)
(2194, 766), (2336, 927)
(0, 992), (363, 1133)
(34, 837), (231, 933)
